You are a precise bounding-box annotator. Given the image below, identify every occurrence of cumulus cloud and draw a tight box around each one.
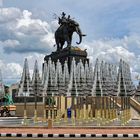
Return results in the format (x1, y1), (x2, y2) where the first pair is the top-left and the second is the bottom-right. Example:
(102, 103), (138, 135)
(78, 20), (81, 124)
(24, 53), (45, 71)
(0, 7), (56, 54)
(0, 7), (21, 23)
(0, 40), (20, 48)
(81, 35), (140, 81)
(0, 7), (53, 85)
(0, 59), (23, 85)
(1, 4), (140, 85)
(0, 53), (45, 85)
(0, 0), (3, 7)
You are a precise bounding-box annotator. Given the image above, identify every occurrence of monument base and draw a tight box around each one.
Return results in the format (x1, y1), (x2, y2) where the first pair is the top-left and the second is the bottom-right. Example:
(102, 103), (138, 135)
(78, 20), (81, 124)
(44, 46), (89, 72)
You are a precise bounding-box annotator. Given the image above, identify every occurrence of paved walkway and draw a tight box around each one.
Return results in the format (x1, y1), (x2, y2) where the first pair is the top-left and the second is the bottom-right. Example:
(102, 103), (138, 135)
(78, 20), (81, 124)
(0, 128), (140, 134)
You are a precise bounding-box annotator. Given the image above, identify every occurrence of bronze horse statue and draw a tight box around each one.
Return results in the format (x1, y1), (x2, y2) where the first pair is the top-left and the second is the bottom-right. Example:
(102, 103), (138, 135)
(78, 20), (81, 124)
(54, 14), (86, 51)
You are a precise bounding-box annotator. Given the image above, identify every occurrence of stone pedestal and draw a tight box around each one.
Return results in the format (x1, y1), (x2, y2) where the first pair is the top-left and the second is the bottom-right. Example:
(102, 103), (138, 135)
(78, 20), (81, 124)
(44, 46), (89, 73)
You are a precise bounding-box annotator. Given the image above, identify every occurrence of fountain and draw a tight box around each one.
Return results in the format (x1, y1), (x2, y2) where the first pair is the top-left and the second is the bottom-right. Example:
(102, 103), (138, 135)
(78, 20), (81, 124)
(18, 58), (31, 125)
(16, 56), (135, 126)
(31, 60), (42, 123)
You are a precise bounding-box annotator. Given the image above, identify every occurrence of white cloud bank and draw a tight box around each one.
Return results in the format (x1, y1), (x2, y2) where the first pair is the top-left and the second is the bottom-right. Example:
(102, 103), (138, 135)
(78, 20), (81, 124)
(0, 7), (57, 85)
(81, 35), (140, 81)
(0, 0), (3, 7)
(0, 60), (22, 84)
(0, 7), (140, 85)
(0, 7), (56, 54)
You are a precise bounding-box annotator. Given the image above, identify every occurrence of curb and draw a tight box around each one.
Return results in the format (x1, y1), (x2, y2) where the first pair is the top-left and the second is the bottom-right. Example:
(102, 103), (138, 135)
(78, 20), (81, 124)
(1, 126), (140, 129)
(0, 133), (140, 138)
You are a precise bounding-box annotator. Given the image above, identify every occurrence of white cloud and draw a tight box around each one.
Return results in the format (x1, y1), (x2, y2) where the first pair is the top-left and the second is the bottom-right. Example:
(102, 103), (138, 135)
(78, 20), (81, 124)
(1, 40), (20, 48)
(0, 7), (21, 23)
(0, 60), (23, 85)
(1, 4), (140, 85)
(0, 53), (45, 85)
(23, 10), (32, 19)
(50, 20), (59, 32)
(0, 0), (3, 7)
(7, 63), (23, 77)
(24, 53), (45, 71)
(81, 35), (140, 82)
(0, 8), (55, 54)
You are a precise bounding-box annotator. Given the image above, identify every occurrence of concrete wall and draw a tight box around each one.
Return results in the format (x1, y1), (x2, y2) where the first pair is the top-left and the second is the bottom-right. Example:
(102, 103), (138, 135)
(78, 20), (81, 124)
(15, 96), (125, 118)
(15, 102), (44, 117)
(15, 96), (73, 118)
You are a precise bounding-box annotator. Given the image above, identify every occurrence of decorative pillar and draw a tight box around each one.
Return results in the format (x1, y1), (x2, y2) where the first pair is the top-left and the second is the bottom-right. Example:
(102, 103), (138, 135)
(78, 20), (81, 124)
(71, 96), (75, 125)
(52, 96), (55, 122)
(79, 96), (83, 124)
(102, 96), (105, 124)
(76, 96), (80, 121)
(64, 96), (68, 122)
(23, 95), (27, 125)
(106, 96), (109, 123)
(48, 97), (51, 120)
(92, 97), (95, 120)
(34, 94), (38, 123)
(56, 96), (60, 123)
(90, 97), (93, 121)
(85, 96), (89, 123)
(120, 96), (124, 125)
(43, 94), (46, 122)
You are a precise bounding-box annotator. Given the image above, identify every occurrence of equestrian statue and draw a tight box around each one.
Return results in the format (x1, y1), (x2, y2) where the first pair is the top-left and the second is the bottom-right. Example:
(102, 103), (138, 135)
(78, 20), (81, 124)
(54, 12), (86, 51)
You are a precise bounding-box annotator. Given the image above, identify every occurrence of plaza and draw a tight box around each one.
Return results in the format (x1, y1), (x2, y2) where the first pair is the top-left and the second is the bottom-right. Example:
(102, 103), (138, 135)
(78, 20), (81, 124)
(2, 56), (140, 127)
(1, 2), (140, 139)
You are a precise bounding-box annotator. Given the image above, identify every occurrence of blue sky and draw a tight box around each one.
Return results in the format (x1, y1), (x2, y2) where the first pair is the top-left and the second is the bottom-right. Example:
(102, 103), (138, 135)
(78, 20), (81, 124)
(3, 0), (140, 39)
(1, 0), (140, 85)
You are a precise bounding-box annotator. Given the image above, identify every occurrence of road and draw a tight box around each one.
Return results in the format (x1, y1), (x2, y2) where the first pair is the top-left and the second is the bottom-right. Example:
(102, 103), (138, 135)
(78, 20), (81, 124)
(1, 117), (140, 139)
(0, 117), (47, 127)
(1, 117), (140, 127)
(1, 135), (140, 140)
